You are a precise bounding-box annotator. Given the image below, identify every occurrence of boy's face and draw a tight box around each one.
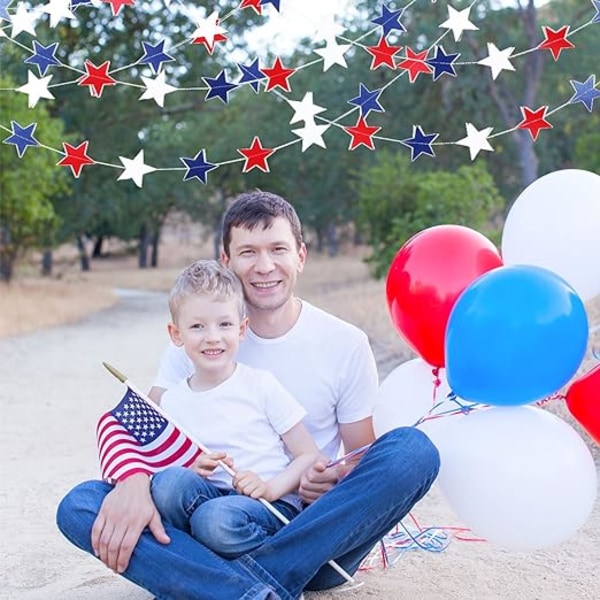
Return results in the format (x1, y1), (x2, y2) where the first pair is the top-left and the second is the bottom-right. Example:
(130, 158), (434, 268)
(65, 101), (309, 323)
(223, 216), (307, 313)
(168, 294), (247, 377)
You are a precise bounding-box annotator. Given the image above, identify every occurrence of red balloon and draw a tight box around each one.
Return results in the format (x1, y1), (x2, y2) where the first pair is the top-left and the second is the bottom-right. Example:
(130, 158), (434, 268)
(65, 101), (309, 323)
(386, 225), (503, 367)
(565, 364), (600, 444)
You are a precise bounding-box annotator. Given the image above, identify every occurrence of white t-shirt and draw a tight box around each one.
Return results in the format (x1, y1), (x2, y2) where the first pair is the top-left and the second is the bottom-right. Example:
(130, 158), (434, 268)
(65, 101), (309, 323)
(161, 363), (306, 509)
(154, 300), (379, 460)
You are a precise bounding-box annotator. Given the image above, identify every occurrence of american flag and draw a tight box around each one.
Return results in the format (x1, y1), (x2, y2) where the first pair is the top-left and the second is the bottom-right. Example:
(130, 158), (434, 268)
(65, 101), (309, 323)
(96, 387), (201, 483)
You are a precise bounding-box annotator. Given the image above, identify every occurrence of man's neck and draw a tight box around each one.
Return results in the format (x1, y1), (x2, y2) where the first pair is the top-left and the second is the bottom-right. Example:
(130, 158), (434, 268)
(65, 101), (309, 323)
(247, 297), (302, 339)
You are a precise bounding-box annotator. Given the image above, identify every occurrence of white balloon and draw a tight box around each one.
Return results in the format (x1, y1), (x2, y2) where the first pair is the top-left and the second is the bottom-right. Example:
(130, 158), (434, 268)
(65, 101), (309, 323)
(501, 169), (600, 300)
(436, 406), (597, 551)
(373, 358), (450, 437)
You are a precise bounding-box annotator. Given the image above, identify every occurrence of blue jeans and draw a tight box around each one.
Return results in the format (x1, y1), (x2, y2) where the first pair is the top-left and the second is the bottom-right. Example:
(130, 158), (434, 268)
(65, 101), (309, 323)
(150, 467), (299, 558)
(56, 427), (439, 600)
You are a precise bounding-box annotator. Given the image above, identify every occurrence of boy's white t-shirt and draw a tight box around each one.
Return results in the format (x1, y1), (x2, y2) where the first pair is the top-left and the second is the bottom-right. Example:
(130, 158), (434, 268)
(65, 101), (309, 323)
(154, 300), (379, 460)
(161, 363), (306, 508)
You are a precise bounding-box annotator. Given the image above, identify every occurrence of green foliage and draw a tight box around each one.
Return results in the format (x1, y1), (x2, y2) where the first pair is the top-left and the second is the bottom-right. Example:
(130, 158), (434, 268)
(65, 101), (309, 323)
(573, 126), (600, 174)
(0, 77), (70, 281)
(355, 151), (504, 277)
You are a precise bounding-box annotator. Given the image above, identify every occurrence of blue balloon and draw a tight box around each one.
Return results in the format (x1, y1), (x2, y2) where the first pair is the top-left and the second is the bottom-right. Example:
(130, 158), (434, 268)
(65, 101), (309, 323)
(445, 265), (588, 406)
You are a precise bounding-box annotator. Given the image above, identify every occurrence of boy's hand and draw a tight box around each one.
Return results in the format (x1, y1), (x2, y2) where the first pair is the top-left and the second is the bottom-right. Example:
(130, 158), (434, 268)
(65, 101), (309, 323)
(191, 451), (233, 478)
(233, 470), (270, 501)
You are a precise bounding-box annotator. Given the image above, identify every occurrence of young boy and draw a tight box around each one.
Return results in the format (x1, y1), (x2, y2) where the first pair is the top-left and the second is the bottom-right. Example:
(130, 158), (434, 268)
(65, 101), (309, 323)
(150, 259), (319, 558)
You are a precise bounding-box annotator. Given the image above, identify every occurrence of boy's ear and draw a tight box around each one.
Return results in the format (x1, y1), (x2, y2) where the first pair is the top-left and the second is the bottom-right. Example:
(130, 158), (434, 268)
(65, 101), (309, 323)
(239, 317), (249, 340)
(167, 322), (184, 347)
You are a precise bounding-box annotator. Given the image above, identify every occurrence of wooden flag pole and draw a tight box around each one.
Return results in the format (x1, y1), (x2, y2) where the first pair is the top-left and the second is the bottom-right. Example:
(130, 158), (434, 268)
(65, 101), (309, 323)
(103, 362), (357, 586)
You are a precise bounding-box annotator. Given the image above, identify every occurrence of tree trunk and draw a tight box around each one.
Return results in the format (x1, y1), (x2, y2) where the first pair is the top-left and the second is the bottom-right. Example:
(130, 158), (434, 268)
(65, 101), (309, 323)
(77, 235), (90, 272)
(139, 223), (149, 269)
(315, 227), (324, 254)
(0, 253), (14, 282)
(150, 228), (160, 267)
(41, 249), (53, 276)
(92, 236), (104, 258)
(326, 221), (338, 257)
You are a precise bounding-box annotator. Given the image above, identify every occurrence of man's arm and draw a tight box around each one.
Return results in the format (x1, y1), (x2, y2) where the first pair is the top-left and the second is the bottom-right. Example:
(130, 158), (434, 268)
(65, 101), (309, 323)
(91, 473), (169, 573)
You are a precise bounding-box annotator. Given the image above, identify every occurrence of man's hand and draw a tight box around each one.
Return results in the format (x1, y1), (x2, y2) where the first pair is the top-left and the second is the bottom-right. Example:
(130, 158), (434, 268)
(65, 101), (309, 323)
(91, 473), (169, 573)
(299, 459), (341, 504)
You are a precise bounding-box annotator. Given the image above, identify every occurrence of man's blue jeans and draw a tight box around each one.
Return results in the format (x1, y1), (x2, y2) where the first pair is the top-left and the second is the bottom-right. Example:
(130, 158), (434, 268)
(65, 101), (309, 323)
(150, 467), (299, 558)
(56, 427), (440, 600)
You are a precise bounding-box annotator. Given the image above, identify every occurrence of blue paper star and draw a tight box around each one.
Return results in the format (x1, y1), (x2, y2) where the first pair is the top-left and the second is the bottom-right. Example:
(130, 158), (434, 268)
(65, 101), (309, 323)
(593, 0), (600, 24)
(0, 0), (12, 22)
(70, 0), (92, 5)
(139, 40), (175, 75)
(260, 0), (281, 11)
(3, 121), (40, 158)
(180, 150), (218, 184)
(426, 46), (460, 81)
(348, 83), (385, 118)
(569, 75), (600, 112)
(371, 4), (406, 38)
(237, 59), (265, 93)
(24, 41), (60, 76)
(203, 70), (238, 103)
(401, 125), (438, 161)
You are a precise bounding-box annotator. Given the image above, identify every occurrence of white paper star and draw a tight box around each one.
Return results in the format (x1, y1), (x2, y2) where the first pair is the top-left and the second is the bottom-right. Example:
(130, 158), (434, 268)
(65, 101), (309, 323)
(16, 70), (54, 107)
(139, 71), (177, 107)
(440, 5), (478, 42)
(292, 122), (330, 152)
(456, 122), (494, 160)
(42, 0), (74, 28)
(118, 150), (156, 188)
(314, 38), (351, 72)
(10, 2), (38, 38)
(478, 43), (516, 80)
(314, 20), (346, 43)
(190, 10), (226, 46)
(288, 92), (326, 125)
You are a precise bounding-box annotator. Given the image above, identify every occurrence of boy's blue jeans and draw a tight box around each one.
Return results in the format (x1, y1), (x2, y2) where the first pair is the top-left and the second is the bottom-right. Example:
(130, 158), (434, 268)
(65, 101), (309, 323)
(150, 466), (299, 558)
(56, 428), (440, 600)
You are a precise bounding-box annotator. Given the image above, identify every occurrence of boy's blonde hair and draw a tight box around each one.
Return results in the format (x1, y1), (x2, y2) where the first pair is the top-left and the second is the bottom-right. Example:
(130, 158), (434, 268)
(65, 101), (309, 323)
(169, 260), (245, 323)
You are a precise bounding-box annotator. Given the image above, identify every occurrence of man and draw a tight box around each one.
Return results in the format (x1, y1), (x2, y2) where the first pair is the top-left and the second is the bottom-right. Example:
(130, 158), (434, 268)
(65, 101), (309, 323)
(57, 191), (440, 599)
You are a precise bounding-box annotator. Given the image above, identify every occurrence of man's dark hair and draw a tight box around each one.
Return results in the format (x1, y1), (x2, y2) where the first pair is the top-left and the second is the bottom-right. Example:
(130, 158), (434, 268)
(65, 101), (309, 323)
(222, 190), (303, 257)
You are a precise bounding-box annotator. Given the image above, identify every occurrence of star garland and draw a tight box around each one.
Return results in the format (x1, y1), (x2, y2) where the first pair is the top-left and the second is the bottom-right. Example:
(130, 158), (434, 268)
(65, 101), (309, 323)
(0, 0), (599, 187)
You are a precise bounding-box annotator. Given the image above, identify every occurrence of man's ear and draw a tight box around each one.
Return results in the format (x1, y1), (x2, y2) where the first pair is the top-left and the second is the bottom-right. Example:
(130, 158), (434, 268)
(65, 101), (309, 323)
(297, 242), (307, 273)
(167, 322), (184, 347)
(220, 248), (229, 266)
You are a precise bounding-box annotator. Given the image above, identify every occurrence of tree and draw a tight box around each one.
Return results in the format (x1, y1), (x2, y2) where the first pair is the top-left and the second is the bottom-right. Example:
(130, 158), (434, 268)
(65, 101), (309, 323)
(355, 151), (504, 277)
(0, 76), (69, 282)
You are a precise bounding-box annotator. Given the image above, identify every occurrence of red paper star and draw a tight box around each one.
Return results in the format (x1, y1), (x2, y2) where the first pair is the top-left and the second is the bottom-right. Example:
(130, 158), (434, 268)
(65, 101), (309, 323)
(240, 0), (263, 14)
(366, 36), (402, 70)
(101, 0), (135, 16)
(261, 58), (295, 92)
(192, 32), (227, 55)
(344, 116), (382, 151)
(77, 60), (117, 98)
(237, 136), (275, 173)
(57, 141), (95, 178)
(538, 25), (575, 61)
(517, 106), (553, 140)
(397, 48), (432, 83)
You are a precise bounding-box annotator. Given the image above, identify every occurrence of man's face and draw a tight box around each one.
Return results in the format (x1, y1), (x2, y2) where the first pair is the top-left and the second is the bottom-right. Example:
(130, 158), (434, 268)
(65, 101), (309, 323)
(223, 217), (307, 313)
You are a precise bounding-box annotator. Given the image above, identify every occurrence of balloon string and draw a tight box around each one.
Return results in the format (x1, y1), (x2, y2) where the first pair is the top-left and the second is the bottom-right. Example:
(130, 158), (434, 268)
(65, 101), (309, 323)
(535, 391), (567, 407)
(358, 512), (485, 571)
(431, 367), (442, 402)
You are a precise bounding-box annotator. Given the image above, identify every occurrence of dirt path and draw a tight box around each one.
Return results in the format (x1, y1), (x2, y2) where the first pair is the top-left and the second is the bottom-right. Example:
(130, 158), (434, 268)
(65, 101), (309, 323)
(1, 292), (598, 600)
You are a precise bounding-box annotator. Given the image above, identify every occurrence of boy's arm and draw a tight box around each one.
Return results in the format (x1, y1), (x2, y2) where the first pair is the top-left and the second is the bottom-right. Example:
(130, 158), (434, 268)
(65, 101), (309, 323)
(235, 422), (319, 503)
